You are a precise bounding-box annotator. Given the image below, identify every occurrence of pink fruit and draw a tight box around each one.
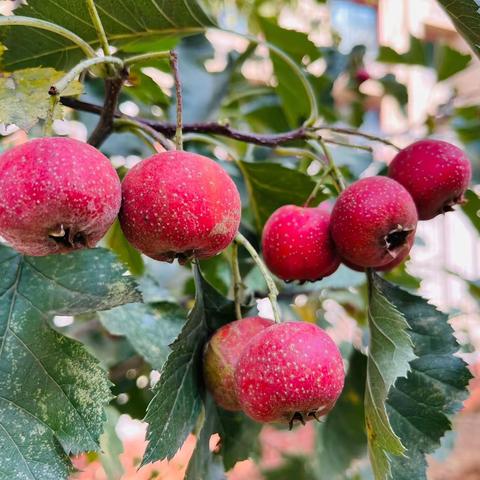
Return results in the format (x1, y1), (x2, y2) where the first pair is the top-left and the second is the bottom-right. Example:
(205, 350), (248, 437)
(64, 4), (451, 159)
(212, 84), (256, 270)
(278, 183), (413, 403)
(261, 204), (340, 282)
(119, 151), (241, 263)
(235, 322), (345, 426)
(343, 250), (408, 272)
(355, 68), (370, 84)
(203, 316), (274, 411)
(389, 139), (472, 220)
(330, 176), (418, 268)
(0, 137), (121, 256)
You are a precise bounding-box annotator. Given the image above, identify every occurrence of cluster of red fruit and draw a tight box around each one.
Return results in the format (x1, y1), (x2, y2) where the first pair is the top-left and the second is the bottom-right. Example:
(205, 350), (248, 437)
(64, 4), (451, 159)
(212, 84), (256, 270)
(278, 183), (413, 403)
(0, 137), (241, 259)
(262, 139), (472, 282)
(203, 317), (345, 427)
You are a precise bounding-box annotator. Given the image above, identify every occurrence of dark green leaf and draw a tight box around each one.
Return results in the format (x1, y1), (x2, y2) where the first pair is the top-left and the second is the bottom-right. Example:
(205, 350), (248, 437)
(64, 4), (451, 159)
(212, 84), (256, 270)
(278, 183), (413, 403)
(377, 36), (429, 66)
(365, 271), (416, 479)
(377, 276), (472, 480)
(0, 246), (140, 479)
(171, 35), (237, 123)
(1, 0), (214, 70)
(316, 350), (368, 479)
(437, 0), (480, 58)
(461, 189), (480, 232)
(257, 17), (319, 125)
(105, 220), (144, 276)
(186, 394), (261, 478)
(142, 266), (237, 464)
(238, 161), (327, 231)
(435, 44), (471, 81)
(98, 302), (186, 370)
(378, 74), (408, 106)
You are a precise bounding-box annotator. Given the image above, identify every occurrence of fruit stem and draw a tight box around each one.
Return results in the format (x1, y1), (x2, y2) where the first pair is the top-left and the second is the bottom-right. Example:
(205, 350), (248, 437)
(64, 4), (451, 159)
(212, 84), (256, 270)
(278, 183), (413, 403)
(219, 29), (319, 127)
(323, 138), (373, 152)
(0, 16), (97, 59)
(50, 56), (124, 95)
(310, 139), (346, 192)
(115, 118), (174, 151)
(44, 95), (59, 137)
(315, 125), (401, 151)
(124, 51), (170, 67)
(274, 147), (319, 165)
(86, 0), (113, 76)
(169, 50), (183, 150)
(235, 232), (281, 324)
(230, 243), (243, 321)
(304, 166), (332, 207)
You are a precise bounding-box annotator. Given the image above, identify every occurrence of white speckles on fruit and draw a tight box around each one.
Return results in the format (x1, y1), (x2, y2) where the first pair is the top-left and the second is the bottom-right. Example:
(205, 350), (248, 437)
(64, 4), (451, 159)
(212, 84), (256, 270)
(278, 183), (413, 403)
(119, 151), (241, 262)
(0, 137), (121, 256)
(234, 321), (345, 425)
(330, 176), (418, 268)
(262, 203), (340, 282)
(388, 139), (472, 220)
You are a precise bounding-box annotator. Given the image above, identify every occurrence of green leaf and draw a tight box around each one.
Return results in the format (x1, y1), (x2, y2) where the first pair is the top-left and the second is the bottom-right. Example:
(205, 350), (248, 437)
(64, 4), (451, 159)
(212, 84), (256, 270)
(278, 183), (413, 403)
(257, 17), (320, 125)
(105, 219), (144, 276)
(0, 67), (82, 131)
(238, 161), (327, 231)
(99, 408), (124, 480)
(142, 265), (237, 464)
(435, 44), (471, 81)
(99, 301), (185, 370)
(316, 350), (368, 479)
(461, 189), (480, 232)
(185, 396), (226, 480)
(0, 246), (140, 479)
(186, 395), (261, 479)
(365, 271), (416, 480)
(379, 277), (472, 480)
(1, 0), (215, 71)
(377, 36), (429, 66)
(172, 34), (237, 123)
(437, 0), (480, 58)
(378, 74), (408, 107)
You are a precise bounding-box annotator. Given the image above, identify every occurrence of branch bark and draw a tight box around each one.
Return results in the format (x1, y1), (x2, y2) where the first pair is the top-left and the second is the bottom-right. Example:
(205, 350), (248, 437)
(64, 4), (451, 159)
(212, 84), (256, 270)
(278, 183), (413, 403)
(60, 96), (310, 147)
(87, 72), (128, 147)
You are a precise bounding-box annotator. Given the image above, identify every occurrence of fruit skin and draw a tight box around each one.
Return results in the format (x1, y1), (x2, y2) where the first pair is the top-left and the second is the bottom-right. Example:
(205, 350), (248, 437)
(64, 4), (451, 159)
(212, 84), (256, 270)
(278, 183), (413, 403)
(261, 203), (340, 282)
(203, 316), (274, 411)
(330, 176), (418, 268)
(343, 250), (408, 272)
(355, 68), (370, 85)
(388, 139), (472, 220)
(0, 137), (121, 256)
(235, 321), (345, 425)
(119, 151), (241, 263)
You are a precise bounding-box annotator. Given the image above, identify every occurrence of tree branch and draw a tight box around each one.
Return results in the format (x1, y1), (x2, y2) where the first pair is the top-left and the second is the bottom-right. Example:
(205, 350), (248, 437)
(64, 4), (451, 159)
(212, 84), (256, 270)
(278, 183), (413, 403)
(60, 96), (310, 147)
(87, 72), (128, 148)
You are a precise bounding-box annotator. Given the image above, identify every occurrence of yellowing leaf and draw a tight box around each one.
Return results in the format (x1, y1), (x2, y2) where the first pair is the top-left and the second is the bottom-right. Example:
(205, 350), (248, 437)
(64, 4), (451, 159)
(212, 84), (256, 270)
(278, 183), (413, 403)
(0, 67), (83, 131)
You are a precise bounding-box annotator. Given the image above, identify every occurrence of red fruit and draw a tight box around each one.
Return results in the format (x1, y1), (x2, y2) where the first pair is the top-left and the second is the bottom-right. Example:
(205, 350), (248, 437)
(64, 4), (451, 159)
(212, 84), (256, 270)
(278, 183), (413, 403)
(355, 68), (370, 84)
(343, 250), (408, 272)
(330, 176), (417, 268)
(261, 204), (340, 282)
(119, 151), (241, 263)
(388, 139), (472, 220)
(203, 316), (274, 411)
(0, 137), (121, 256)
(235, 321), (345, 426)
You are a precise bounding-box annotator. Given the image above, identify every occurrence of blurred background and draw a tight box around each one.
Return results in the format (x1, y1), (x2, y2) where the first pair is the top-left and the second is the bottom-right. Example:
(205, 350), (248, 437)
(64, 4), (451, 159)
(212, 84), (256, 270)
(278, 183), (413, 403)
(1, 0), (480, 479)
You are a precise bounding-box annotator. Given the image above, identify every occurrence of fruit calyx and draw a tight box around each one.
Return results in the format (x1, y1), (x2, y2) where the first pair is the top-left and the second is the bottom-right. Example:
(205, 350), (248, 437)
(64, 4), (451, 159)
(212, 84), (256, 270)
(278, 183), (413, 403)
(48, 224), (88, 249)
(288, 411), (322, 430)
(384, 224), (415, 258)
(160, 249), (196, 265)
